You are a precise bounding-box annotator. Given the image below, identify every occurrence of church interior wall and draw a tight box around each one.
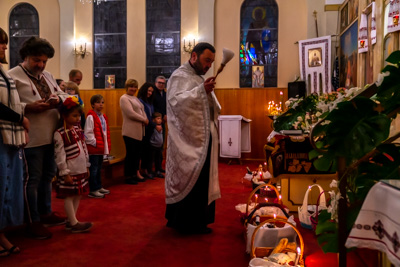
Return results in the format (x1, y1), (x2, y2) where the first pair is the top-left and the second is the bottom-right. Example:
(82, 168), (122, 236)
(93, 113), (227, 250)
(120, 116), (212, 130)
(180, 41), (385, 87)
(0, 0), (61, 77)
(0, 0), (394, 159)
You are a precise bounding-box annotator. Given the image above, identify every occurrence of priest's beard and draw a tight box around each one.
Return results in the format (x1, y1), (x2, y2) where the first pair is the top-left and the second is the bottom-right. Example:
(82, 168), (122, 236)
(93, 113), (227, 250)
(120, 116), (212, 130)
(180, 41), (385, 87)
(192, 58), (208, 75)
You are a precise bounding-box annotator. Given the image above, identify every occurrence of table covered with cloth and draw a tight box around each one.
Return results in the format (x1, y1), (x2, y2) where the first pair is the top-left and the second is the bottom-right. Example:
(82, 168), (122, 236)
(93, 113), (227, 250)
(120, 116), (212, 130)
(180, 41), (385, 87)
(345, 181), (400, 267)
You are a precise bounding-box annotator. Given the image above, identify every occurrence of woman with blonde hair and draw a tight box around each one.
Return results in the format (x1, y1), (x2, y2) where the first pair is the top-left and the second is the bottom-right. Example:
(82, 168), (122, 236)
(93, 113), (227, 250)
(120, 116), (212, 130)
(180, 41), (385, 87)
(120, 79), (149, 184)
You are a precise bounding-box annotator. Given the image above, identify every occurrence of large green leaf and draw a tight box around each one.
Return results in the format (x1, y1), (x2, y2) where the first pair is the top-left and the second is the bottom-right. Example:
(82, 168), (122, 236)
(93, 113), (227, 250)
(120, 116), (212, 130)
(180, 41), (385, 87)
(385, 50), (400, 65)
(313, 153), (335, 172)
(315, 210), (339, 253)
(323, 97), (390, 159)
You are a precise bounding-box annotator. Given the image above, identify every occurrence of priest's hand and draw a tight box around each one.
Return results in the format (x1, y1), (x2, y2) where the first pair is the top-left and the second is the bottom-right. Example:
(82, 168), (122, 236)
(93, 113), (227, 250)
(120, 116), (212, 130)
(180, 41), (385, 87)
(204, 77), (216, 94)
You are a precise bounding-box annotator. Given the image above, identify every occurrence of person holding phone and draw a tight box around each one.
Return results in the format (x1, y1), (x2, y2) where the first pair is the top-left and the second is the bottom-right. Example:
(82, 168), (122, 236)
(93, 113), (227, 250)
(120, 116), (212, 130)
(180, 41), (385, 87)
(8, 37), (69, 240)
(165, 42), (221, 235)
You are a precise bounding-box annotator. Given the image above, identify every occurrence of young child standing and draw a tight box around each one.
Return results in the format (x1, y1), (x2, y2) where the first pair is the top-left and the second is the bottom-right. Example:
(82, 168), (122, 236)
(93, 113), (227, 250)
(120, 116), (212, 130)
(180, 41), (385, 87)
(150, 112), (164, 178)
(84, 94), (111, 198)
(54, 96), (92, 233)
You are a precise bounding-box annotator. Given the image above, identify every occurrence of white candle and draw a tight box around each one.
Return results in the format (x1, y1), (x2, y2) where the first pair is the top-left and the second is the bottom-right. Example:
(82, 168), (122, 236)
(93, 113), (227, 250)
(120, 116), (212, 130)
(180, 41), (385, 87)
(295, 247), (301, 266)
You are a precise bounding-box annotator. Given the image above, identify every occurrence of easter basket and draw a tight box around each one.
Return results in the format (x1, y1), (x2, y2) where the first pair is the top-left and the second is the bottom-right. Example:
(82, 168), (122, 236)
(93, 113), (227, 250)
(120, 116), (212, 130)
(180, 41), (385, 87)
(249, 218), (304, 267)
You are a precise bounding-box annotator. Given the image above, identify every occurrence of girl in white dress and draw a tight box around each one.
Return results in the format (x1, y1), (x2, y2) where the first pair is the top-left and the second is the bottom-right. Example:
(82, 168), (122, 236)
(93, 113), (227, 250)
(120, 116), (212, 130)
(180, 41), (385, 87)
(54, 96), (92, 233)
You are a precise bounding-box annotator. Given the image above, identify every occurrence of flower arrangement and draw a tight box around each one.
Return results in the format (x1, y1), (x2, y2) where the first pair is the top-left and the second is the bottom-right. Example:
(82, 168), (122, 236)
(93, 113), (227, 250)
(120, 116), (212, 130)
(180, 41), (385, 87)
(273, 88), (363, 133)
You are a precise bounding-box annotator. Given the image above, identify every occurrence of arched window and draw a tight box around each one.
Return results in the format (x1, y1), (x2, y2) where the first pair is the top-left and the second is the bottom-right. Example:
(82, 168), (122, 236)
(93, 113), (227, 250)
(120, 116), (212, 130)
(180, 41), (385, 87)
(146, 0), (181, 83)
(240, 0), (278, 88)
(9, 3), (39, 68)
(93, 0), (127, 88)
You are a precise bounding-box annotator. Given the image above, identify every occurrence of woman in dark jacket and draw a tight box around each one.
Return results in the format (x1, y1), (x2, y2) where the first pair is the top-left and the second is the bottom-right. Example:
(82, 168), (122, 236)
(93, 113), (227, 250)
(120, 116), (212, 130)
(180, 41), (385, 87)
(137, 82), (158, 179)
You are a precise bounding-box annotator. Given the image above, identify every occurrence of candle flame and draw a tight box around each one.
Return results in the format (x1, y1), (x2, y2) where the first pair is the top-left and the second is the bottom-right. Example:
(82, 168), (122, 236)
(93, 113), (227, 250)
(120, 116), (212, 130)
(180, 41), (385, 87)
(297, 247), (301, 253)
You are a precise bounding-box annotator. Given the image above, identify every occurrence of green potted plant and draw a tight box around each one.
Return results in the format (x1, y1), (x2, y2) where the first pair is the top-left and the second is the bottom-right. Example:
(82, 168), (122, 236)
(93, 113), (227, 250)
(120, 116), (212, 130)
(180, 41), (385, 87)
(309, 50), (400, 253)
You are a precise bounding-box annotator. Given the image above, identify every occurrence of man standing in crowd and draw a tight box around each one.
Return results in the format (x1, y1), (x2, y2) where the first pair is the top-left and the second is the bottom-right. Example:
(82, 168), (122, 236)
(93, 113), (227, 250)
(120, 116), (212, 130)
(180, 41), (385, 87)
(8, 37), (68, 239)
(165, 42), (221, 234)
(153, 75), (167, 174)
(69, 69), (83, 86)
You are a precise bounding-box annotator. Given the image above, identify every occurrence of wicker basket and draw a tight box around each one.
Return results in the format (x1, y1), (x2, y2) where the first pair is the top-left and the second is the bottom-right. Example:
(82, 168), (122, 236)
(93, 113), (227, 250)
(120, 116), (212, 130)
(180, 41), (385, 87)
(245, 183), (282, 218)
(250, 218), (305, 267)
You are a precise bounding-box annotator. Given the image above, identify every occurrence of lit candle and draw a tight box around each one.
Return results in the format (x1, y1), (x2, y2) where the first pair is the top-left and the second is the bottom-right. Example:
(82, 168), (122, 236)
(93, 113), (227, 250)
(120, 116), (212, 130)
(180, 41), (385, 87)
(255, 194), (258, 204)
(295, 247), (301, 266)
(274, 213), (276, 220)
(279, 195), (282, 204)
(183, 38), (186, 47)
(265, 198), (268, 203)
(280, 91), (283, 111)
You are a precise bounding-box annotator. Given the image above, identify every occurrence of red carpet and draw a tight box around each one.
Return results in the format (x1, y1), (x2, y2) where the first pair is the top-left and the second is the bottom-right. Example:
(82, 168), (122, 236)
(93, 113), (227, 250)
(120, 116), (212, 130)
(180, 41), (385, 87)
(1, 161), (258, 266)
(0, 160), (377, 266)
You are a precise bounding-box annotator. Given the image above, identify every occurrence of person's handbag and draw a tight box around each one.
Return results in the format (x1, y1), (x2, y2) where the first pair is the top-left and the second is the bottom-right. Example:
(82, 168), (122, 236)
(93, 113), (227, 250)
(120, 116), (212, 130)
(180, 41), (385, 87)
(298, 184), (327, 229)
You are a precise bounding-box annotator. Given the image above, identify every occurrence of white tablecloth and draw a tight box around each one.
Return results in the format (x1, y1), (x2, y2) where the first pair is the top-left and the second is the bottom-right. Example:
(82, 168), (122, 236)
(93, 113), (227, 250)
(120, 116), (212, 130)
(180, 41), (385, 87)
(345, 181), (400, 267)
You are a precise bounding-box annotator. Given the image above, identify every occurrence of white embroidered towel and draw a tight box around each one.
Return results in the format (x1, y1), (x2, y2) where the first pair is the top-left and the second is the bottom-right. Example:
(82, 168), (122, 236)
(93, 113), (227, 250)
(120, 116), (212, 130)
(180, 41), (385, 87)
(371, 2), (377, 45)
(358, 13), (368, 53)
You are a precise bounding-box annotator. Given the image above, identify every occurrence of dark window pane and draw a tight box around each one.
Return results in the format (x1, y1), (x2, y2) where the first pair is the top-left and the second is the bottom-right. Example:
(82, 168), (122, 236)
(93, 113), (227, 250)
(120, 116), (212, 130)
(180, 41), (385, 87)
(93, 0), (127, 88)
(9, 3), (39, 68)
(146, 0), (181, 83)
(240, 0), (278, 87)
(94, 0), (126, 34)
(93, 35), (126, 67)
(146, 66), (178, 83)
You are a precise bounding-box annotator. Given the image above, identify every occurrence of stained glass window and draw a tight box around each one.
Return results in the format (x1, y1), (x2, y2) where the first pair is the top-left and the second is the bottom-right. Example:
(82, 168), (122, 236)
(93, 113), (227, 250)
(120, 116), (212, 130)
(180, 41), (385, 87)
(240, 0), (278, 87)
(146, 0), (181, 83)
(93, 0), (127, 88)
(9, 3), (39, 68)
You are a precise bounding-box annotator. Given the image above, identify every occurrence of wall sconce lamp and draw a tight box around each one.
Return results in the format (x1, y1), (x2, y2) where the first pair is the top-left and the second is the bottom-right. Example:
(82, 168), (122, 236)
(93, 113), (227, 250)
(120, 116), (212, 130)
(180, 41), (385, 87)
(73, 42), (88, 59)
(183, 37), (196, 53)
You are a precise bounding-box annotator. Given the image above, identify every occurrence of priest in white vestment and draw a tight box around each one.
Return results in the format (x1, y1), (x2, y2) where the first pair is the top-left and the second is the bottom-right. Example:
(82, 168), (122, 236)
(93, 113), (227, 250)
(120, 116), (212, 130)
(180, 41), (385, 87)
(165, 43), (221, 234)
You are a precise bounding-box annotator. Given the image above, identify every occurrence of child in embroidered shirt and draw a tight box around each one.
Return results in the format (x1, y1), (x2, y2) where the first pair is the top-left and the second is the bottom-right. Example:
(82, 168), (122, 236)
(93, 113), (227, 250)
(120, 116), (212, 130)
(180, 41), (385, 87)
(54, 96), (92, 233)
(84, 94), (111, 198)
(150, 112), (164, 178)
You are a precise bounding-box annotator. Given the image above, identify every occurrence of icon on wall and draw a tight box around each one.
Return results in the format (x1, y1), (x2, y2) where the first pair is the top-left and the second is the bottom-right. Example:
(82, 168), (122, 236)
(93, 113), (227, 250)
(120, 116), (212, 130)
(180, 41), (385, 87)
(308, 48), (322, 67)
(105, 75), (115, 89)
(252, 66), (264, 88)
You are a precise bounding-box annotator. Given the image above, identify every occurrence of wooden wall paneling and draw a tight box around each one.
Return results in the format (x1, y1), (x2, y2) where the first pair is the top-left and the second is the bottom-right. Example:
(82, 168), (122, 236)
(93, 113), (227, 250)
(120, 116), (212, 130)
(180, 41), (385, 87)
(215, 88), (287, 160)
(79, 88), (287, 160)
(80, 89), (125, 127)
